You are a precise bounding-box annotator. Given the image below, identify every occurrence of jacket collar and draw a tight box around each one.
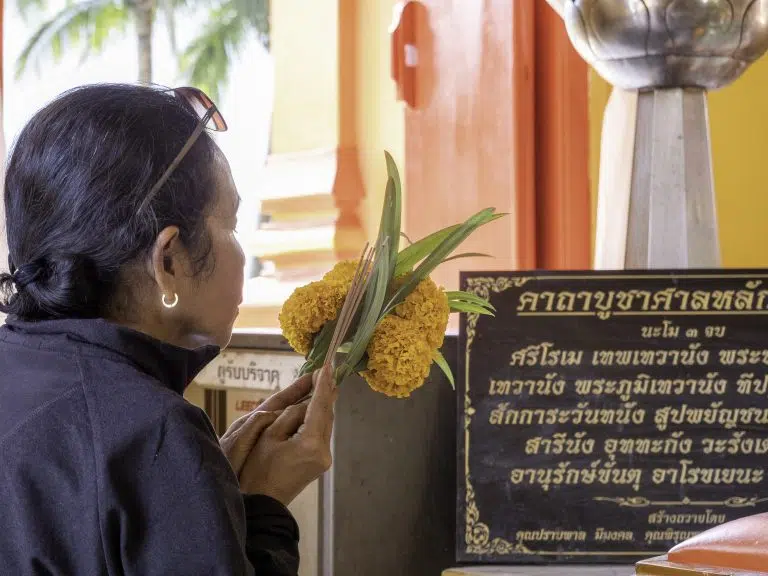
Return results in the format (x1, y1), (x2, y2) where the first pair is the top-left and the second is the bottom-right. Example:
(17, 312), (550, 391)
(3, 317), (220, 395)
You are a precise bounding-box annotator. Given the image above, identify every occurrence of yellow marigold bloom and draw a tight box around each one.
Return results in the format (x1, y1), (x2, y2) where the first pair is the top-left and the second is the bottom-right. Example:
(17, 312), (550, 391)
(279, 280), (346, 356)
(394, 277), (450, 349)
(363, 316), (433, 398)
(322, 259), (357, 286)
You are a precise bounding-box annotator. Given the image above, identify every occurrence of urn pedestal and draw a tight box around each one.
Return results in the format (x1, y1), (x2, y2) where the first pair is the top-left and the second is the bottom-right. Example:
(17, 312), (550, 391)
(553, 0), (768, 573)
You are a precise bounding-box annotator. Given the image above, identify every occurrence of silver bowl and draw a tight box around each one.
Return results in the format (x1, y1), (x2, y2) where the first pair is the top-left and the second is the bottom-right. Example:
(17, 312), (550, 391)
(562, 0), (768, 90)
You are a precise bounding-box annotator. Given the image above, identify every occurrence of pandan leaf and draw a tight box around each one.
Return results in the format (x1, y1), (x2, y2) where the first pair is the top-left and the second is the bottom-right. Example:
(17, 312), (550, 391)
(395, 212), (506, 276)
(442, 252), (492, 264)
(384, 151), (403, 273)
(433, 350), (455, 389)
(359, 183), (396, 322)
(445, 290), (496, 310)
(395, 225), (461, 276)
(449, 301), (496, 316)
(384, 208), (501, 314)
(299, 319), (338, 376)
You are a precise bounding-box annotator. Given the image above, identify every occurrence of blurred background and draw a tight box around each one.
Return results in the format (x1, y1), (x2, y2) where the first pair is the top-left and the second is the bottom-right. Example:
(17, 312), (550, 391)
(4, 0), (768, 332)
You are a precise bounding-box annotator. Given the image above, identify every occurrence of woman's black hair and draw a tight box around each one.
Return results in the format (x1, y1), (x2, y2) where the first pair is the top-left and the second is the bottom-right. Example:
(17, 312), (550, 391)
(0, 83), (219, 320)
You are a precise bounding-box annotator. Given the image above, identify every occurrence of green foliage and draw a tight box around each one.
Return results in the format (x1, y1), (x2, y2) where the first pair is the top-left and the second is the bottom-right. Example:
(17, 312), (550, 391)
(15, 0), (269, 98)
(432, 350), (455, 389)
(16, 0), (130, 79)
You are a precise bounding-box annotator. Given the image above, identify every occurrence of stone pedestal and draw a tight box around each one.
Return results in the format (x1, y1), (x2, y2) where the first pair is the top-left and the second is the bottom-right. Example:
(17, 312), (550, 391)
(594, 87), (720, 269)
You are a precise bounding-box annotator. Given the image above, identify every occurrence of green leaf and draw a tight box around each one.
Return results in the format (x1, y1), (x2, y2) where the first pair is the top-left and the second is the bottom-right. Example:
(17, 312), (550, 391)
(381, 178), (397, 266)
(433, 350), (455, 390)
(394, 213), (506, 276)
(384, 151), (403, 272)
(338, 238), (391, 380)
(15, 0), (129, 79)
(449, 301), (496, 316)
(300, 318), (355, 377)
(299, 318), (337, 376)
(384, 208), (501, 314)
(359, 180), (396, 320)
(446, 290), (496, 310)
(441, 252), (492, 264)
(395, 224), (461, 276)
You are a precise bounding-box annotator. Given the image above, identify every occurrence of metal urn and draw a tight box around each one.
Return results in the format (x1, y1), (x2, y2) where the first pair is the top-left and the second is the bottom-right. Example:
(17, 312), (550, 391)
(562, 0), (768, 90)
(546, 0), (768, 268)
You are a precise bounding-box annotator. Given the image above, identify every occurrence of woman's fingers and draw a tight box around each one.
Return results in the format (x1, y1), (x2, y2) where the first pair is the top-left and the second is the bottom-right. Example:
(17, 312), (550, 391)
(256, 372), (314, 412)
(238, 368), (339, 505)
(224, 409), (256, 436)
(221, 410), (281, 476)
(303, 365), (337, 444)
(224, 374), (313, 438)
(267, 401), (309, 439)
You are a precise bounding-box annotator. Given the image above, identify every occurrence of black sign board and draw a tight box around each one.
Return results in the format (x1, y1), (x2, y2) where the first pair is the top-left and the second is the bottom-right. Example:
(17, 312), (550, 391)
(457, 270), (768, 564)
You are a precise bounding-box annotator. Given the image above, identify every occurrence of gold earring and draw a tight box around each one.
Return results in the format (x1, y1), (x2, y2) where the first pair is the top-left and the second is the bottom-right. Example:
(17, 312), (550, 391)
(162, 293), (179, 309)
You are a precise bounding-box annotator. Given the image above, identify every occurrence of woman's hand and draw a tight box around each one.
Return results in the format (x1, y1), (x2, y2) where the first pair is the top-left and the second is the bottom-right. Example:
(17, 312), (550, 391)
(239, 365), (338, 506)
(219, 371), (317, 478)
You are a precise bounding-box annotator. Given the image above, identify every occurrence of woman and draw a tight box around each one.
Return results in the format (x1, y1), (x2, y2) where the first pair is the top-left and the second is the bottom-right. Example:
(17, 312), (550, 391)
(0, 83), (336, 575)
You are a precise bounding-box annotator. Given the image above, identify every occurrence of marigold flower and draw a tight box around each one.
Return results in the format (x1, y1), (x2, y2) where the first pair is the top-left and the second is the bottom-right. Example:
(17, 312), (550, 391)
(279, 152), (500, 394)
(322, 260), (358, 286)
(278, 280), (347, 356)
(362, 315), (434, 398)
(394, 277), (450, 349)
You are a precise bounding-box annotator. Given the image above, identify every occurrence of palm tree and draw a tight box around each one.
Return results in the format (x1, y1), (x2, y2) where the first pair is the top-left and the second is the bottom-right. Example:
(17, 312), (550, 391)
(15, 0), (269, 96)
(179, 0), (269, 101)
(16, 0), (161, 84)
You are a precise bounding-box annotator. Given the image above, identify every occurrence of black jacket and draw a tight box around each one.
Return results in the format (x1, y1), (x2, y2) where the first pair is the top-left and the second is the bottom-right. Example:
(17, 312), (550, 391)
(0, 317), (300, 575)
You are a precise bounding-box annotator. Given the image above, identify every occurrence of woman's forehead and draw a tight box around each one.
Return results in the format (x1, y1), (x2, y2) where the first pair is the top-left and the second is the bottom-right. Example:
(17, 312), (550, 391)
(212, 154), (240, 215)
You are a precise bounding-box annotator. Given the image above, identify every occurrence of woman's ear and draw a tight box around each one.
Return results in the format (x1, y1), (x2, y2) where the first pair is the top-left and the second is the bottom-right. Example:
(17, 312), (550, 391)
(149, 226), (182, 302)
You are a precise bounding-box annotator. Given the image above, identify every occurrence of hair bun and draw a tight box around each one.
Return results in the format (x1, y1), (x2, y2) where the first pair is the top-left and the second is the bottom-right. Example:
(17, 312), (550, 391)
(0, 254), (102, 319)
(12, 259), (48, 290)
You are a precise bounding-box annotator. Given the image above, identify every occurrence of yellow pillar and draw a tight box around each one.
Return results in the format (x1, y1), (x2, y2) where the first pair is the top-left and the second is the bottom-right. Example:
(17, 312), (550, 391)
(238, 0), (369, 328)
(354, 0), (406, 242)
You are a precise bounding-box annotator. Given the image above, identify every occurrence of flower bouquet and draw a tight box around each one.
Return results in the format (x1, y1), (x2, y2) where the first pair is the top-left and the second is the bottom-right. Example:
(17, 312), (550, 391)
(278, 152), (502, 397)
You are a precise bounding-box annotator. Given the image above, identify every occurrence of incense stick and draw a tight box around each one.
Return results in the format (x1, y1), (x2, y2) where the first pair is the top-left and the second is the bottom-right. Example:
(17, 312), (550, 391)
(292, 242), (379, 405)
(324, 243), (374, 369)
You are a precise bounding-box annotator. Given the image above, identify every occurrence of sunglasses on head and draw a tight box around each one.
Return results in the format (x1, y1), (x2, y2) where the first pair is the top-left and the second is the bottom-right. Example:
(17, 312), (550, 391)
(136, 86), (228, 215)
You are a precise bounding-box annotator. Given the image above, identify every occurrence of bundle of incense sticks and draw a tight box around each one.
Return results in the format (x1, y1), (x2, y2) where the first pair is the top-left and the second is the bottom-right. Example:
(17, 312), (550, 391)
(293, 241), (381, 404)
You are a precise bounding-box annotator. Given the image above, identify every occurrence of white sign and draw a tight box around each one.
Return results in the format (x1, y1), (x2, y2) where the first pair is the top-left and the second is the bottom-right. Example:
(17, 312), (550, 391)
(194, 349), (305, 391)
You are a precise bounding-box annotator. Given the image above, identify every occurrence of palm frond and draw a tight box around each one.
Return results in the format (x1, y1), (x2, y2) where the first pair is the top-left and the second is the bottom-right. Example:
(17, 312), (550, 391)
(231, 0), (269, 47)
(179, 4), (247, 102)
(16, 0), (131, 79)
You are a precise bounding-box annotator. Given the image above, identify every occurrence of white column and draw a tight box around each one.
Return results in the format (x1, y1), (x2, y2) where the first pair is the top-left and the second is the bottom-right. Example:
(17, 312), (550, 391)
(594, 88), (721, 269)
